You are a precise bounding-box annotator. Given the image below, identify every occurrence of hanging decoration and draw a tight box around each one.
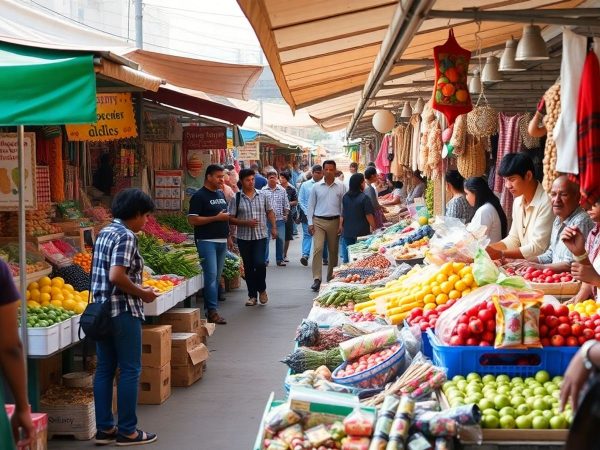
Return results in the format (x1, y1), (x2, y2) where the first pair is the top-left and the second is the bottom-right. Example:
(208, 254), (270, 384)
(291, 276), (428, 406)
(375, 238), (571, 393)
(432, 29), (473, 127)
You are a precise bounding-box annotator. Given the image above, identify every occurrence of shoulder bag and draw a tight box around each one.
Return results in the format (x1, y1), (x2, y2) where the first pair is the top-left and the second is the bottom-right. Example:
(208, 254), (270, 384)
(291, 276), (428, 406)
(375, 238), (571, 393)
(79, 245), (112, 341)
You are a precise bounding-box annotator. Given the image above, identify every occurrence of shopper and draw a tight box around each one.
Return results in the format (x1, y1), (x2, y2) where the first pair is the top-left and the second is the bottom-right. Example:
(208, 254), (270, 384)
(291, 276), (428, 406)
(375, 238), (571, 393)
(221, 169), (236, 202)
(297, 165), (328, 266)
(92, 188), (158, 446)
(280, 170), (298, 262)
(486, 152), (554, 261)
(445, 169), (475, 224)
(229, 169), (276, 306)
(364, 166), (386, 229)
(250, 163), (268, 189)
(188, 165), (231, 325)
(0, 259), (35, 450)
(344, 162), (359, 190)
(406, 170), (426, 204)
(465, 177), (508, 244)
(262, 170), (289, 266)
(341, 173), (375, 264)
(377, 173), (393, 197)
(308, 160), (345, 291)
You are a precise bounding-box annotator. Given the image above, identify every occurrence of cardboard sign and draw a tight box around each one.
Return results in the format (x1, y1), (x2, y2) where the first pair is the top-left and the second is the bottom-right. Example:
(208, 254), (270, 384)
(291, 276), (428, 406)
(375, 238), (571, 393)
(237, 141), (260, 161)
(0, 132), (36, 210)
(183, 126), (226, 150)
(154, 170), (183, 210)
(66, 93), (138, 142)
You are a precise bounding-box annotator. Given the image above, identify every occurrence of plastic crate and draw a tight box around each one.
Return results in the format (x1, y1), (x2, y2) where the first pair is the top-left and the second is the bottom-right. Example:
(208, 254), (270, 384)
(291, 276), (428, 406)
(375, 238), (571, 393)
(143, 291), (172, 316)
(28, 323), (60, 356)
(59, 319), (72, 348)
(71, 314), (83, 342)
(427, 329), (578, 378)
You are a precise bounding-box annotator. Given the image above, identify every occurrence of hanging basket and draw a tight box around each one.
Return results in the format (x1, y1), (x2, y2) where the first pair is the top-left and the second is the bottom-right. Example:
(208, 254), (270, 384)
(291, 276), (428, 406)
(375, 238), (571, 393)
(457, 134), (487, 178)
(519, 113), (541, 149)
(466, 86), (499, 138)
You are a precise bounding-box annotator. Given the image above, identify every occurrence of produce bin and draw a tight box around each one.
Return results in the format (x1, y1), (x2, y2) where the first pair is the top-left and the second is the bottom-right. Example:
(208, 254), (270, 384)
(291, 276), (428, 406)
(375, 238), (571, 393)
(28, 323), (60, 356)
(186, 274), (202, 297)
(428, 330), (578, 378)
(59, 319), (72, 349)
(143, 291), (172, 316)
(173, 282), (187, 306)
(404, 321), (433, 358)
(71, 314), (83, 341)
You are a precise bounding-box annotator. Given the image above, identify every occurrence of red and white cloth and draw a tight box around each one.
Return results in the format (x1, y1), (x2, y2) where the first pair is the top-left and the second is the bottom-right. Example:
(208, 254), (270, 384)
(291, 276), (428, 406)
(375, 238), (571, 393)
(36, 166), (51, 204)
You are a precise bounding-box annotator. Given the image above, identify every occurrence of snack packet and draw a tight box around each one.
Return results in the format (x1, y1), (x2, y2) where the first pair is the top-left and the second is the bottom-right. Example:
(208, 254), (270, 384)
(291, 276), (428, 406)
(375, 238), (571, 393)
(493, 294), (526, 349)
(521, 291), (543, 348)
(344, 407), (376, 437)
(265, 403), (301, 434)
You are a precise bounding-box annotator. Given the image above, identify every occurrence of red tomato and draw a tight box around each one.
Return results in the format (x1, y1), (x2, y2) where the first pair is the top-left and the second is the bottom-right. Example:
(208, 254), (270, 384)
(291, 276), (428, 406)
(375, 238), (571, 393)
(578, 336), (587, 345)
(479, 341), (491, 346)
(466, 337), (480, 346)
(583, 329), (595, 340)
(559, 316), (570, 324)
(543, 268), (554, 276)
(584, 320), (593, 329)
(486, 319), (496, 332)
(469, 319), (484, 335)
(456, 323), (470, 340)
(482, 331), (495, 342)
(539, 324), (549, 337)
(541, 338), (550, 347)
(545, 315), (559, 328)
(532, 269), (542, 278)
(526, 266), (536, 274)
(478, 309), (494, 322)
(541, 304), (555, 316)
(449, 335), (464, 346)
(566, 336), (579, 347)
(556, 304), (570, 317)
(572, 323), (583, 337)
(551, 335), (565, 346)
(458, 316), (469, 325)
(558, 323), (572, 336)
(596, 333), (600, 341)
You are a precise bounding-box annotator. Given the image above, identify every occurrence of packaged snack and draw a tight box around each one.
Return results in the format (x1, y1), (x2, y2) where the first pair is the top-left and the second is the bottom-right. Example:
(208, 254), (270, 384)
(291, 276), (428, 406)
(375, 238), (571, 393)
(493, 294), (526, 349)
(265, 404), (301, 434)
(407, 432), (433, 450)
(344, 407), (376, 437)
(305, 424), (332, 447)
(521, 291), (543, 348)
(397, 396), (416, 417)
(279, 424), (304, 446)
(264, 438), (289, 450)
(339, 328), (398, 361)
(330, 421), (346, 441)
(369, 395), (400, 450)
(342, 436), (371, 450)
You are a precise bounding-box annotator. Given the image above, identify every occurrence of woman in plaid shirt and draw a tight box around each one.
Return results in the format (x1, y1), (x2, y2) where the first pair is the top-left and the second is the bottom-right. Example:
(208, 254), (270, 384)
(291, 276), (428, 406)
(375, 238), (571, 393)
(91, 189), (159, 446)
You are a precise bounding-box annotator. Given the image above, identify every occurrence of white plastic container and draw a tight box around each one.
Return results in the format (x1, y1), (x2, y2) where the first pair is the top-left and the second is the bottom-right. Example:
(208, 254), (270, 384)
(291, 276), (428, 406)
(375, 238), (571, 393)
(173, 283), (186, 307)
(28, 323), (60, 356)
(71, 314), (83, 342)
(143, 290), (171, 316)
(59, 319), (73, 348)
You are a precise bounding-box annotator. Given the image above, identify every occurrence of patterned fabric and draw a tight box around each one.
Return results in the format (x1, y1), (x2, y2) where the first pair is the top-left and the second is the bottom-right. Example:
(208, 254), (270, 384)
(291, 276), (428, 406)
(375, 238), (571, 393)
(36, 166), (51, 204)
(446, 195), (475, 224)
(587, 224), (600, 265)
(538, 207), (595, 264)
(91, 220), (145, 319)
(261, 184), (289, 221)
(228, 190), (273, 240)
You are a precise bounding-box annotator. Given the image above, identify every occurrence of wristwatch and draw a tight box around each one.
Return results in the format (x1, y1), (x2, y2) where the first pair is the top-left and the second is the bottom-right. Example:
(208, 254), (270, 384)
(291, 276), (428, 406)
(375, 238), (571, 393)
(581, 340), (599, 371)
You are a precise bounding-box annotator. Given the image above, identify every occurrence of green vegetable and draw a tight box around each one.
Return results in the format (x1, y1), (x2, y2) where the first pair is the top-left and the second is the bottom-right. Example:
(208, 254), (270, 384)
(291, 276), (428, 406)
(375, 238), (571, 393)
(222, 256), (241, 280)
(138, 233), (201, 278)
(282, 347), (344, 373)
(155, 213), (193, 234)
(315, 285), (374, 307)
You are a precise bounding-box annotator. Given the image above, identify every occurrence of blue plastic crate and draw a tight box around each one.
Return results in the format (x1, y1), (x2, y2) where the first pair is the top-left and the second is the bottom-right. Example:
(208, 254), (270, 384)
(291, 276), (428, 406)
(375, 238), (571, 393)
(422, 330), (433, 359)
(427, 329), (577, 378)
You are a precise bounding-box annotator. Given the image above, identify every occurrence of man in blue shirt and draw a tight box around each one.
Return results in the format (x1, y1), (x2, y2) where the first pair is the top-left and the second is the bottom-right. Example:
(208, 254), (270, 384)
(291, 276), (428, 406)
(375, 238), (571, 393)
(250, 163), (267, 189)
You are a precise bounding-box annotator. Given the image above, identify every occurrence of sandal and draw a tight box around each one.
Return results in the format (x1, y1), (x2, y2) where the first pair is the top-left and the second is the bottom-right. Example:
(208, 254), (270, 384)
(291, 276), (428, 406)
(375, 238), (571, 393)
(276, 261), (286, 266)
(116, 429), (157, 446)
(95, 427), (118, 445)
(207, 311), (227, 324)
(245, 297), (257, 306)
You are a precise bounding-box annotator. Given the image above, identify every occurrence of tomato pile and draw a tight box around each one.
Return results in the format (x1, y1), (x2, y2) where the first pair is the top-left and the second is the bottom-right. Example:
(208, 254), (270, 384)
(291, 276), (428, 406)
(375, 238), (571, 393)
(447, 300), (497, 347)
(335, 344), (401, 378)
(406, 299), (458, 332)
(348, 312), (378, 323)
(505, 266), (573, 283)
(540, 303), (600, 347)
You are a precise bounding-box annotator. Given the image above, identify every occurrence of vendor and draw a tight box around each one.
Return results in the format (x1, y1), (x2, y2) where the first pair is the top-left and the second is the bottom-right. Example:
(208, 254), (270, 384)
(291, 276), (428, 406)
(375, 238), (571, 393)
(376, 173), (393, 197)
(380, 181), (405, 207)
(90, 153), (114, 201)
(465, 177), (507, 244)
(486, 153), (554, 262)
(406, 170), (426, 204)
(445, 170), (474, 224)
(562, 199), (600, 303)
(526, 176), (594, 272)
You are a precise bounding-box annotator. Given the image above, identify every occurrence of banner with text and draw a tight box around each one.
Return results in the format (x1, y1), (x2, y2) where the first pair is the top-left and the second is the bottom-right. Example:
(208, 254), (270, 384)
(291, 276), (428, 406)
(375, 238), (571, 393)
(66, 93), (138, 142)
(182, 126), (226, 151)
(0, 133), (36, 210)
(237, 141), (260, 161)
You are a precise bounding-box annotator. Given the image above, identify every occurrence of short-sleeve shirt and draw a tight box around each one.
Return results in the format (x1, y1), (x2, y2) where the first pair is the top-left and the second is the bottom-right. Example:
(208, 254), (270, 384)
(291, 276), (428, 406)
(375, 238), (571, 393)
(446, 196), (475, 224)
(342, 193), (374, 238)
(228, 190), (273, 240)
(188, 187), (230, 241)
(254, 174), (268, 189)
(364, 184), (379, 210)
(0, 259), (19, 305)
(91, 220), (145, 319)
(285, 184), (298, 213)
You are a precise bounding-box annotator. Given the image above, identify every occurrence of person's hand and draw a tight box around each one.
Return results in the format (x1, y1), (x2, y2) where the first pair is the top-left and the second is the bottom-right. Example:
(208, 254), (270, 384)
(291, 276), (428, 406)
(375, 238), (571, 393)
(308, 225), (315, 236)
(140, 287), (160, 303)
(270, 228), (277, 240)
(227, 237), (234, 251)
(337, 224), (343, 236)
(571, 262), (600, 285)
(246, 218), (259, 228)
(536, 97), (545, 114)
(561, 226), (586, 258)
(216, 210), (230, 221)
(11, 407), (35, 447)
(560, 349), (591, 411)
(486, 246), (503, 261)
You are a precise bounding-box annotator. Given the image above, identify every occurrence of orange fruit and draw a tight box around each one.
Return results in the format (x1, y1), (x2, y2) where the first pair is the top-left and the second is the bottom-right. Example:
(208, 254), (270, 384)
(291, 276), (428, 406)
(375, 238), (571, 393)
(424, 294), (436, 304)
(454, 280), (467, 292)
(436, 293), (449, 305)
(449, 290), (461, 300)
(440, 281), (453, 294)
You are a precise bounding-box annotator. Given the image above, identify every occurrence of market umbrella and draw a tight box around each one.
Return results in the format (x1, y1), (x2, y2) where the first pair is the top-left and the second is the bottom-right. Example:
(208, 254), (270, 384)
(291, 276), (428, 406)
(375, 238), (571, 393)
(0, 41), (96, 356)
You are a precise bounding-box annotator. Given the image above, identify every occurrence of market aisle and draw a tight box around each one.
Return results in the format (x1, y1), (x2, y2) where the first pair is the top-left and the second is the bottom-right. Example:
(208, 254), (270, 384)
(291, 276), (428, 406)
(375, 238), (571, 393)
(49, 238), (314, 449)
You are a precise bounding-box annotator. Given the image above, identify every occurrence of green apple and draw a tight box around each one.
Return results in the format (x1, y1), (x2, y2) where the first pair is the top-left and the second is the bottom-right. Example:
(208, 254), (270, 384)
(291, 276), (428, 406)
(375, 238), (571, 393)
(533, 387), (547, 396)
(494, 395), (511, 409)
(446, 389), (462, 399)
(499, 415), (516, 429)
(452, 375), (466, 383)
(533, 399), (550, 411)
(535, 370), (550, 384)
(542, 410), (554, 420)
(497, 385), (511, 395)
(467, 372), (482, 382)
(552, 376), (564, 385)
(482, 385), (497, 393)
(524, 377), (536, 385)
(526, 398), (536, 408)
(532, 416), (549, 429)
(499, 406), (516, 418)
(530, 410), (543, 418)
(457, 380), (468, 390)
(516, 404), (531, 416)
(545, 383), (558, 393)
(482, 415), (500, 429)
(522, 388), (534, 397)
(551, 390), (560, 400)
(484, 391), (498, 402)
(515, 415), (532, 429)
(512, 377), (524, 385)
(466, 385), (482, 394)
(478, 398), (495, 411)
(483, 408), (499, 418)
(442, 381), (456, 392)
(510, 396), (526, 407)
(511, 386), (524, 395)
(482, 374), (496, 384)
(549, 415), (567, 429)
(496, 374), (510, 384)
(466, 393), (483, 403)
(450, 398), (465, 407)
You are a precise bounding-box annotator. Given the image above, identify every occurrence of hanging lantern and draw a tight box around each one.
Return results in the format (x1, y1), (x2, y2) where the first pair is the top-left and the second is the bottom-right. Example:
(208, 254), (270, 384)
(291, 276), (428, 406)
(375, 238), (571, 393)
(414, 97), (425, 114)
(499, 38), (526, 71)
(515, 25), (549, 61)
(372, 110), (395, 133)
(481, 56), (503, 83)
(432, 29), (473, 126)
(400, 101), (413, 117)
(469, 70), (482, 94)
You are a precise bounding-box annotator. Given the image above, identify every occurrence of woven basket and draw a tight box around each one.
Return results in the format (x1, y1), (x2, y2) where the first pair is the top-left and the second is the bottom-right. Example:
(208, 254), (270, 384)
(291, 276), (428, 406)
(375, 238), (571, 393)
(519, 113), (540, 149)
(457, 134), (486, 178)
(224, 275), (241, 291)
(467, 105), (498, 137)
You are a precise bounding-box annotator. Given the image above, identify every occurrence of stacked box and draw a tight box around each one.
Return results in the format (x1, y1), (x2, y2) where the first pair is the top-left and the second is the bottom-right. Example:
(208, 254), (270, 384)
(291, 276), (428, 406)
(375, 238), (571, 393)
(139, 325), (172, 405)
(171, 333), (209, 387)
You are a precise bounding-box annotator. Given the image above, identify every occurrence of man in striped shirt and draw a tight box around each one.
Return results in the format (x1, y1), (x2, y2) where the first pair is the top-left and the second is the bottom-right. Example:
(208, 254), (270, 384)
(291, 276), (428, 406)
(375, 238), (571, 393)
(262, 170), (290, 266)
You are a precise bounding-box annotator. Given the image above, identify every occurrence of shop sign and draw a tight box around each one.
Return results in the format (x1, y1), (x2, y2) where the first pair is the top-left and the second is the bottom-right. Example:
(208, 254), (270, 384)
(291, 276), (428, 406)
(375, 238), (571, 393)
(65, 93), (138, 142)
(237, 141), (260, 161)
(154, 170), (183, 210)
(0, 133), (36, 210)
(183, 126), (226, 150)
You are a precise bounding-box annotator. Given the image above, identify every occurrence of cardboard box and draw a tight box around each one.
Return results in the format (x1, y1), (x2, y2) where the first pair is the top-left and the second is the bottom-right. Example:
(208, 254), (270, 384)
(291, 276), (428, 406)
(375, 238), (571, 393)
(171, 333), (209, 387)
(158, 308), (200, 333)
(171, 333), (201, 366)
(141, 325), (172, 368)
(138, 363), (171, 405)
(198, 319), (216, 344)
(171, 360), (204, 387)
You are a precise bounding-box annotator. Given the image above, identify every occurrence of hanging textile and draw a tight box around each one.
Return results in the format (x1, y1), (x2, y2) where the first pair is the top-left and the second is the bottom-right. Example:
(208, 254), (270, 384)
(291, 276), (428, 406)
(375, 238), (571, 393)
(44, 136), (65, 202)
(375, 134), (391, 174)
(495, 113), (523, 227)
(542, 84), (561, 192)
(410, 114), (421, 171)
(554, 29), (587, 174)
(390, 125), (406, 180)
(572, 50), (600, 207)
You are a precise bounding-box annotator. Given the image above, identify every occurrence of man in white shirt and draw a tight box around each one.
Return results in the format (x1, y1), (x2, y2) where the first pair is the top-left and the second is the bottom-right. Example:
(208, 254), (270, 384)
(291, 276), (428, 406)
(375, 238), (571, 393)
(487, 153), (554, 262)
(308, 160), (345, 291)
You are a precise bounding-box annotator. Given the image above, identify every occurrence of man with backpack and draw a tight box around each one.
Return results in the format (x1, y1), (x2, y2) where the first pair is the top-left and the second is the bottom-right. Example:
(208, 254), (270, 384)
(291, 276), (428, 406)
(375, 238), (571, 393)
(228, 169), (276, 307)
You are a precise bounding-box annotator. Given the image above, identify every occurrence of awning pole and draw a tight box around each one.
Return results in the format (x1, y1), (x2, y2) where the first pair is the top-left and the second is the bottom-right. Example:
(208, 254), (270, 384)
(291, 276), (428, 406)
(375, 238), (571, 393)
(17, 125), (28, 359)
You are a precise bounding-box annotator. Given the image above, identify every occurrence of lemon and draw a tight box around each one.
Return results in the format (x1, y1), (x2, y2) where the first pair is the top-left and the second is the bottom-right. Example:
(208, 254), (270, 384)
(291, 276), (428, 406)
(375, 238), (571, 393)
(27, 300), (41, 308)
(30, 289), (41, 301)
(440, 281), (453, 294)
(51, 277), (65, 288)
(40, 293), (51, 303)
(449, 290), (461, 300)
(452, 262), (466, 272)
(585, 304), (596, 316)
(64, 284), (75, 292)
(424, 302), (437, 311)
(454, 280), (467, 292)
(462, 274), (475, 287)
(39, 276), (51, 287)
(418, 216), (429, 226)
(50, 287), (62, 296)
(52, 294), (65, 302)
(442, 263), (454, 276)
(50, 299), (63, 307)
(63, 299), (77, 311)
(40, 286), (52, 295)
(74, 303), (86, 314)
(40, 301), (51, 307)
(28, 281), (39, 291)
(424, 294), (436, 304)
(63, 292), (74, 301)
(436, 273), (448, 284)
(436, 293), (449, 305)
(462, 288), (471, 296)
(25, 290), (31, 300)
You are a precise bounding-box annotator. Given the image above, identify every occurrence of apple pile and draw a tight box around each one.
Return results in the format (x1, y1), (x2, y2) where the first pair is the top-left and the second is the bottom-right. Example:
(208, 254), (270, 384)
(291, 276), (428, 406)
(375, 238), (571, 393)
(348, 312), (378, 323)
(442, 371), (572, 430)
(446, 300), (497, 346)
(505, 266), (573, 283)
(335, 344), (401, 379)
(540, 303), (600, 347)
(406, 299), (458, 332)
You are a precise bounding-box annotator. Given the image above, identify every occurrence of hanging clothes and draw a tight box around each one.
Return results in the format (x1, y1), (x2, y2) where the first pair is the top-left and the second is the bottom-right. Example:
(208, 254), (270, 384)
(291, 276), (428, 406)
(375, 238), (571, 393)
(390, 125), (405, 180)
(410, 114), (421, 171)
(495, 113), (523, 227)
(375, 134), (391, 174)
(554, 29), (587, 174)
(572, 50), (600, 206)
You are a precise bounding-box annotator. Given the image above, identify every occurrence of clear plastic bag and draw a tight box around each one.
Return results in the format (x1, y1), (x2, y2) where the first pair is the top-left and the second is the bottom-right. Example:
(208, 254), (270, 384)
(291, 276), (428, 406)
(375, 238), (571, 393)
(425, 217), (490, 266)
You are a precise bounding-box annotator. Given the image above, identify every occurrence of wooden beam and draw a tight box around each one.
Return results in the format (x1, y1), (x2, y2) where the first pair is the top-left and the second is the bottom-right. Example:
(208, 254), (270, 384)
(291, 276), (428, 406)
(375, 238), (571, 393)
(427, 8), (600, 27)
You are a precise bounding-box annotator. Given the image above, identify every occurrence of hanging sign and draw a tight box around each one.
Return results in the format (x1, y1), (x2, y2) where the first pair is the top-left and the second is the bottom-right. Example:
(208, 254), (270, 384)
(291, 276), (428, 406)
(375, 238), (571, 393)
(432, 29), (472, 126)
(154, 170), (183, 210)
(183, 126), (226, 150)
(237, 141), (260, 161)
(66, 93), (138, 141)
(185, 150), (213, 179)
(0, 133), (36, 210)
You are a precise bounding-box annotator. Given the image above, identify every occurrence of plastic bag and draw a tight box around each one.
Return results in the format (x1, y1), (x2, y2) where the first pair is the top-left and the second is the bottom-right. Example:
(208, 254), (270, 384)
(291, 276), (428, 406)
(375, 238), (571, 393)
(400, 323), (422, 358)
(425, 217), (490, 266)
(494, 294), (525, 349)
(339, 328), (398, 361)
(264, 403), (302, 435)
(472, 248), (526, 289)
(343, 407), (375, 436)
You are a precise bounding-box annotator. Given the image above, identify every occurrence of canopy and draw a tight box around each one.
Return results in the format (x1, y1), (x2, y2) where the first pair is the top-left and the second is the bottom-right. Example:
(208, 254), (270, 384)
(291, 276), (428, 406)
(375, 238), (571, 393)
(0, 42), (96, 125)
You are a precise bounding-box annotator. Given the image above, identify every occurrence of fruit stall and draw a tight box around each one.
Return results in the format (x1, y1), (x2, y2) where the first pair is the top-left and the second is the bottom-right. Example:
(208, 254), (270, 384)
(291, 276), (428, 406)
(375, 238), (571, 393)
(255, 218), (583, 450)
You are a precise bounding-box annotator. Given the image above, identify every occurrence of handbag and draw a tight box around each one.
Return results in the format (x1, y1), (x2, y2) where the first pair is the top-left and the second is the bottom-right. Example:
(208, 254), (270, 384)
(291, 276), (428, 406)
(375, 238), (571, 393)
(566, 373), (600, 450)
(79, 248), (112, 341)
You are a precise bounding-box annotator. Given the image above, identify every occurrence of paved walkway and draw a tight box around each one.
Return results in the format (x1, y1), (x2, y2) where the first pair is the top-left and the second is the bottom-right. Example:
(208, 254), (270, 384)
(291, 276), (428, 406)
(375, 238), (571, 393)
(49, 238), (315, 450)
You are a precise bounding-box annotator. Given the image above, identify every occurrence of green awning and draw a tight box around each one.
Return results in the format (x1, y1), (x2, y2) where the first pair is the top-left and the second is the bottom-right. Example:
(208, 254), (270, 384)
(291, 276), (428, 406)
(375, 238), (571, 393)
(0, 42), (96, 125)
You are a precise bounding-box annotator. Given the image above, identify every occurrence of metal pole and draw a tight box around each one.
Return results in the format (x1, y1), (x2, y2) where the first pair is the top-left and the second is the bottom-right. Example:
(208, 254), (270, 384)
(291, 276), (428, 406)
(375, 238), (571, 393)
(135, 0), (143, 49)
(17, 125), (28, 357)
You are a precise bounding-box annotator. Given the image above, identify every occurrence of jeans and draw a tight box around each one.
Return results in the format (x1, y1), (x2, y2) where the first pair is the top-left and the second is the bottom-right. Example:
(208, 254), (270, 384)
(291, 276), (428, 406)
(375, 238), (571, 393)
(94, 312), (142, 435)
(196, 240), (227, 314)
(340, 236), (358, 264)
(238, 238), (267, 298)
(301, 222), (328, 261)
(265, 220), (286, 263)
